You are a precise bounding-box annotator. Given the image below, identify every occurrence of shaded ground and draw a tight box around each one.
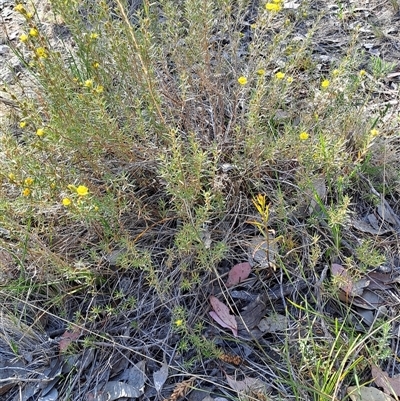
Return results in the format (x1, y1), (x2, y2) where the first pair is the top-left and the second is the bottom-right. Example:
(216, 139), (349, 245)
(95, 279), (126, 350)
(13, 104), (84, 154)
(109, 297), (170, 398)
(1, 1), (400, 400)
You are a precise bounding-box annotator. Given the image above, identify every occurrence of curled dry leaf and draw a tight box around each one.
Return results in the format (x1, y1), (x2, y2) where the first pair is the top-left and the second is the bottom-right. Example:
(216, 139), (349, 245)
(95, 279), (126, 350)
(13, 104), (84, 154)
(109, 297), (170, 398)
(153, 361), (169, 392)
(347, 385), (393, 401)
(226, 262), (251, 287)
(371, 364), (400, 397)
(368, 271), (399, 291)
(331, 263), (369, 298)
(93, 381), (142, 401)
(248, 236), (278, 269)
(331, 263), (353, 296)
(258, 313), (287, 333)
(351, 218), (391, 235)
(377, 203), (400, 227)
(226, 374), (269, 394)
(209, 296), (238, 337)
(59, 328), (81, 352)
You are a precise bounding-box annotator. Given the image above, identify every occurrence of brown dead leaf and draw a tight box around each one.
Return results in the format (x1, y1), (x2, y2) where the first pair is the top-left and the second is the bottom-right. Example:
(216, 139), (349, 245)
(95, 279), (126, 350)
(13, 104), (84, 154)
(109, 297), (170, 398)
(258, 313), (287, 333)
(248, 235), (278, 269)
(347, 385), (393, 401)
(372, 364), (400, 397)
(226, 374), (269, 394)
(351, 218), (392, 235)
(331, 263), (369, 297)
(209, 296), (238, 337)
(153, 361), (168, 392)
(368, 271), (398, 291)
(226, 262), (251, 287)
(59, 327), (81, 352)
(377, 203), (400, 227)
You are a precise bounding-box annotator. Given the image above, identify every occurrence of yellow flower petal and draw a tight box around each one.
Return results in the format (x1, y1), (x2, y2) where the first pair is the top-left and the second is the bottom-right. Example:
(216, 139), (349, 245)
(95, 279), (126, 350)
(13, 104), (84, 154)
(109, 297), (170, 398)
(14, 4), (26, 13)
(321, 79), (330, 88)
(299, 132), (309, 140)
(84, 79), (93, 88)
(265, 3), (282, 12)
(237, 76), (248, 85)
(35, 47), (48, 58)
(19, 33), (29, 43)
(29, 28), (39, 37)
(76, 185), (89, 196)
(24, 177), (34, 186)
(36, 128), (45, 137)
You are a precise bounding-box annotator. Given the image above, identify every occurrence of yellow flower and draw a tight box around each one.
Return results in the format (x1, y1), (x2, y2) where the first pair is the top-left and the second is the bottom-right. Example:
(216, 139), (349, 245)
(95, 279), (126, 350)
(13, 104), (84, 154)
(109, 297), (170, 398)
(265, 3), (282, 12)
(359, 69), (366, 77)
(62, 198), (72, 206)
(299, 131), (309, 140)
(275, 71), (285, 80)
(36, 128), (45, 137)
(175, 319), (183, 327)
(35, 47), (48, 58)
(19, 33), (29, 43)
(19, 121), (27, 128)
(332, 69), (340, 77)
(22, 188), (31, 197)
(8, 173), (16, 181)
(25, 12), (33, 19)
(92, 62), (100, 69)
(237, 76), (248, 85)
(14, 4), (26, 13)
(24, 177), (34, 186)
(84, 79), (93, 88)
(94, 85), (103, 94)
(321, 79), (330, 88)
(29, 28), (39, 37)
(76, 185), (89, 196)
(256, 69), (266, 76)
(90, 33), (99, 39)
(370, 129), (379, 137)
(287, 76), (294, 83)
(250, 23), (257, 29)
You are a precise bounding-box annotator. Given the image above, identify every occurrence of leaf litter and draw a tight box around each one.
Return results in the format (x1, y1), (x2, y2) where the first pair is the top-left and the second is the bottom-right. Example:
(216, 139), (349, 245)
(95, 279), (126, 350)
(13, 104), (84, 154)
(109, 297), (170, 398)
(226, 374), (269, 396)
(209, 296), (238, 337)
(153, 360), (169, 392)
(371, 364), (400, 398)
(225, 262), (252, 287)
(347, 385), (393, 401)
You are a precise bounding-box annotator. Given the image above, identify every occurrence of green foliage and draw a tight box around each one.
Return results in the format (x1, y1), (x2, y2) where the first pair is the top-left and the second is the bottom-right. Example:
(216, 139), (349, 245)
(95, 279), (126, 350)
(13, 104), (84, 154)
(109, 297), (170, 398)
(0, 0), (397, 399)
